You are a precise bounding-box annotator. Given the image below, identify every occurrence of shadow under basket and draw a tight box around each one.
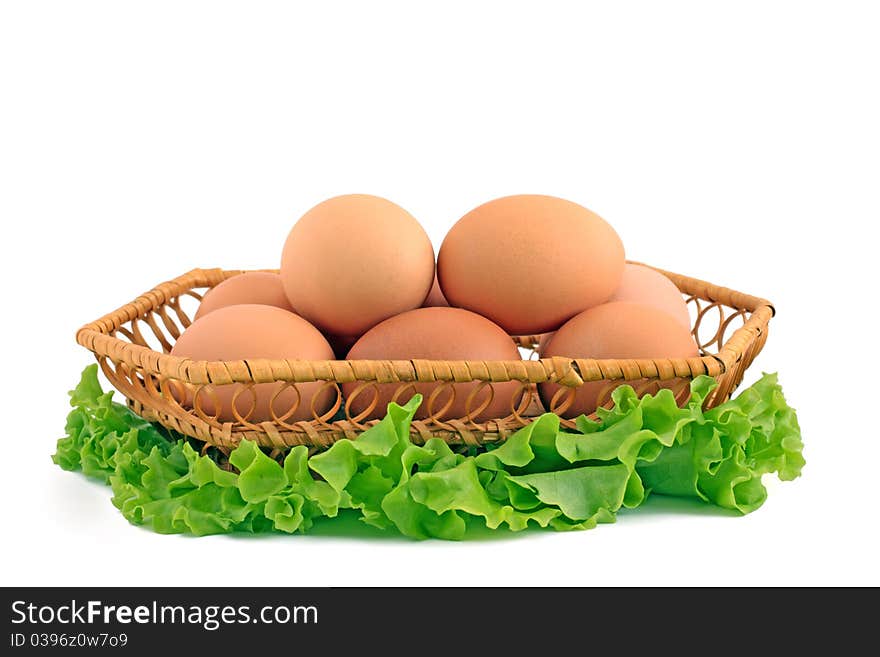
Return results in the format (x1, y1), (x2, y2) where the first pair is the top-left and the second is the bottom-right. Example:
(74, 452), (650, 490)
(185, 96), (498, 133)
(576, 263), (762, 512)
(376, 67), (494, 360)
(75, 265), (774, 451)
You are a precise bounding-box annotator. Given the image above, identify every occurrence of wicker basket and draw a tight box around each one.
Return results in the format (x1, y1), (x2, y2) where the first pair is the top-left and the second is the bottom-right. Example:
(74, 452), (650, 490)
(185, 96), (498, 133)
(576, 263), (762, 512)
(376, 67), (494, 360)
(75, 265), (774, 450)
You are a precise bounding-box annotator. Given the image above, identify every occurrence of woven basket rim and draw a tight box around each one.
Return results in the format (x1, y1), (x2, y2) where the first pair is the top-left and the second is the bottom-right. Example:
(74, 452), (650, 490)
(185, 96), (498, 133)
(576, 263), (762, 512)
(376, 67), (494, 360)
(74, 264), (775, 448)
(75, 264), (774, 387)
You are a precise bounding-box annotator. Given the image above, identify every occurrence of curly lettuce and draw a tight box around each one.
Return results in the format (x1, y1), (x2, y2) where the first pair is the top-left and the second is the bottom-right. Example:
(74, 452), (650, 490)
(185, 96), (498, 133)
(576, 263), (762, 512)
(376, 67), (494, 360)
(53, 365), (804, 539)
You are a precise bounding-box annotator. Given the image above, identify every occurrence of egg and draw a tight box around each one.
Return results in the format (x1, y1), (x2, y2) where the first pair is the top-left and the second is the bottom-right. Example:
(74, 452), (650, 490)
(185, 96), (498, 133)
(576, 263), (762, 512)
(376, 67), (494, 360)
(608, 263), (691, 328)
(437, 194), (625, 335)
(535, 264), (691, 355)
(344, 307), (523, 421)
(170, 304), (335, 423)
(280, 194), (435, 336)
(194, 271), (295, 320)
(539, 302), (699, 418)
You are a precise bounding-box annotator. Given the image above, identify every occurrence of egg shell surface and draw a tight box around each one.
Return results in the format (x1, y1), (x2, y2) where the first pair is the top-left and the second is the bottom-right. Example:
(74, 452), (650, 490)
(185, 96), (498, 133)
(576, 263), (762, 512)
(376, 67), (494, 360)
(539, 301), (699, 418)
(280, 194), (435, 336)
(344, 307), (523, 421)
(437, 194), (625, 334)
(608, 263), (691, 328)
(170, 304), (335, 423)
(194, 271), (295, 320)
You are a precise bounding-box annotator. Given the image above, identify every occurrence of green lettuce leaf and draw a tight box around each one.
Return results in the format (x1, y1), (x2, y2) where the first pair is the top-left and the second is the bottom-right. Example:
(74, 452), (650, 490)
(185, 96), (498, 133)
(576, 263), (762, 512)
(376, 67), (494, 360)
(53, 365), (804, 539)
(53, 366), (170, 482)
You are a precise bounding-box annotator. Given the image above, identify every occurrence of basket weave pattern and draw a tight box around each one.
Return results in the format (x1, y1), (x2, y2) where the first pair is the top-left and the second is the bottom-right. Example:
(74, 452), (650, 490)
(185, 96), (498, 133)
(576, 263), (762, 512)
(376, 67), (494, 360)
(76, 266), (774, 449)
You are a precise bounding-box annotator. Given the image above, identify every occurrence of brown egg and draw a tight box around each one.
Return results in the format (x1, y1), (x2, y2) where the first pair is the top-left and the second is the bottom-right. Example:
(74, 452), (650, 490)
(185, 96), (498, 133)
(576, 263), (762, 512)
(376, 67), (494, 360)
(280, 194), (435, 336)
(170, 304), (335, 423)
(438, 195), (625, 335)
(608, 264), (691, 329)
(539, 302), (699, 418)
(343, 307), (523, 421)
(194, 272), (295, 320)
(535, 265), (691, 354)
(421, 270), (449, 307)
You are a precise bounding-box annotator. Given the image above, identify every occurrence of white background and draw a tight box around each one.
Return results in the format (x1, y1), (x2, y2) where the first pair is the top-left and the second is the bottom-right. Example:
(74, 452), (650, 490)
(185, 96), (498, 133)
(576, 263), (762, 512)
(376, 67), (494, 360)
(1, 1), (878, 587)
